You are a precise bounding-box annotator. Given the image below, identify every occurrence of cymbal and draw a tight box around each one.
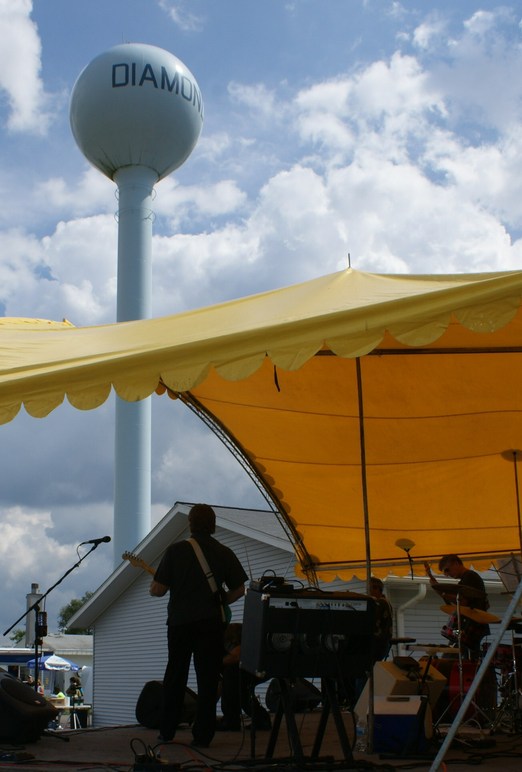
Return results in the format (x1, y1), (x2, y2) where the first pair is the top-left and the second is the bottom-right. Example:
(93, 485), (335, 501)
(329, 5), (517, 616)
(459, 607), (500, 624)
(439, 604), (500, 624)
(431, 582), (485, 599)
(440, 604), (457, 615)
(507, 617), (522, 630)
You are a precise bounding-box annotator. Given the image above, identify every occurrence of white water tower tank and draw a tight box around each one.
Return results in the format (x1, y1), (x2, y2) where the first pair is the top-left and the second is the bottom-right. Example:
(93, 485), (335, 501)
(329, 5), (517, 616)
(70, 42), (203, 180)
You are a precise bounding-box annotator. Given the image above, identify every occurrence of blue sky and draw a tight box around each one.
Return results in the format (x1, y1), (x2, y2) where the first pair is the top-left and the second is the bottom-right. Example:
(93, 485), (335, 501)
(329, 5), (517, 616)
(1, 0), (521, 635)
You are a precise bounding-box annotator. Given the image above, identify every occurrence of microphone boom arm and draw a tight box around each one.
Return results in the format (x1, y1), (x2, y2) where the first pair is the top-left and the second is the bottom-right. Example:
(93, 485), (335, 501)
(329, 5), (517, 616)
(4, 541), (102, 636)
(3, 540), (106, 689)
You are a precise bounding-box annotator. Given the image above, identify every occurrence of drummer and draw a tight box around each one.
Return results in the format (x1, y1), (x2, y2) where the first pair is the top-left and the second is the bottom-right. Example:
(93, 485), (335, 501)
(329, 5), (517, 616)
(426, 554), (490, 659)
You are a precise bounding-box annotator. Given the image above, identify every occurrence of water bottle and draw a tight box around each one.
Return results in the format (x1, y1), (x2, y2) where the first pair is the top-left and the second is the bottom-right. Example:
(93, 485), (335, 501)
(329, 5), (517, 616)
(355, 718), (367, 752)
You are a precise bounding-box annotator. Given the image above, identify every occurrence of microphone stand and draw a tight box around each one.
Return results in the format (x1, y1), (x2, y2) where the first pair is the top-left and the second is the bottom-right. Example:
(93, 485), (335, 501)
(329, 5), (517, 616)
(395, 539), (416, 580)
(4, 541), (104, 692)
(405, 549), (414, 580)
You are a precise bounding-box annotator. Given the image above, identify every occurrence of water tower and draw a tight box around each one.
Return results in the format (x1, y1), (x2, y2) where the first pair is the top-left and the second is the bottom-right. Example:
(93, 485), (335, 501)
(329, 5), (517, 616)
(70, 43), (203, 563)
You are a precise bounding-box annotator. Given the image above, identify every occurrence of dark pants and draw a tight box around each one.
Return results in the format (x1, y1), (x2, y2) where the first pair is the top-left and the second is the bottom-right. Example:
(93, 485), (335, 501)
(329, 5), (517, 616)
(221, 663), (271, 728)
(161, 618), (224, 744)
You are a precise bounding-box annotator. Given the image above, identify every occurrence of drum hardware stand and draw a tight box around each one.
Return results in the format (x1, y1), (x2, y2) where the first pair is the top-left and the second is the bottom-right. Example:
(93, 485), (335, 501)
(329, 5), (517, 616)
(434, 591), (491, 729)
(490, 629), (522, 733)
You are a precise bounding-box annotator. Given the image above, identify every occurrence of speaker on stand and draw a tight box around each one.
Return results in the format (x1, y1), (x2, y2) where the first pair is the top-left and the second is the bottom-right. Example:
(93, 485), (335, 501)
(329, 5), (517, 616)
(0, 671), (58, 744)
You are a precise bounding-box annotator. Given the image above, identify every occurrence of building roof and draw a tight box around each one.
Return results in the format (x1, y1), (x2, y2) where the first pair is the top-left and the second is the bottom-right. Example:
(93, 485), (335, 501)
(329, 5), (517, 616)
(41, 634), (93, 656)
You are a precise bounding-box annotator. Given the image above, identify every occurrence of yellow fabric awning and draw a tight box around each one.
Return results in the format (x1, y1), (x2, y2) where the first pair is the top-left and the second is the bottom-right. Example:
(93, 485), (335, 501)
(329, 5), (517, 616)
(2, 268), (522, 578)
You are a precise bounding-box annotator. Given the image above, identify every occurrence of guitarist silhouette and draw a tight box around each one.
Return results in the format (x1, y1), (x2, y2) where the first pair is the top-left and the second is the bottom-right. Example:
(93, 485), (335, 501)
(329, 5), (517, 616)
(147, 504), (248, 747)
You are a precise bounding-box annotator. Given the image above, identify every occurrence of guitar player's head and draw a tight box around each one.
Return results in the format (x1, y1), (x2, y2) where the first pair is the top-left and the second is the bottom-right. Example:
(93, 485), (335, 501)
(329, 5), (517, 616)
(188, 503), (216, 535)
(438, 554), (464, 579)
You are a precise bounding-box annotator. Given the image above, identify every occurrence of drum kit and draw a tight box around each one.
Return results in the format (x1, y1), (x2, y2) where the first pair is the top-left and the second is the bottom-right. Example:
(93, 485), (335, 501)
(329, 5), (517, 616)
(428, 583), (497, 725)
(415, 582), (522, 731)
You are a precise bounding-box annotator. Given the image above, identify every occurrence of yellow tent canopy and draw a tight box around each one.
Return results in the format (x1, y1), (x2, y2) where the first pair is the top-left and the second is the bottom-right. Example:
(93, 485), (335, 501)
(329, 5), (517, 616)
(2, 268), (522, 579)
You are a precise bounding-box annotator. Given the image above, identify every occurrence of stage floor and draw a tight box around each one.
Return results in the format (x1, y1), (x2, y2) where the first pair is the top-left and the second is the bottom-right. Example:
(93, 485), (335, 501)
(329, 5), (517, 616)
(1, 711), (522, 771)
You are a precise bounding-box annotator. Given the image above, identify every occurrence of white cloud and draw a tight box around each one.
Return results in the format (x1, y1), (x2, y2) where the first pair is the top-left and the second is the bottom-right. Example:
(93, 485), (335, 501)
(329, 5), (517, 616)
(294, 53), (445, 164)
(195, 132), (233, 162)
(463, 10), (498, 38)
(158, 0), (204, 31)
(413, 17), (447, 50)
(418, 8), (522, 131)
(35, 168), (116, 219)
(155, 178), (248, 229)
(424, 126), (522, 231)
(0, 0), (52, 133)
(228, 82), (278, 121)
(0, 215), (117, 324)
(327, 157), (521, 273)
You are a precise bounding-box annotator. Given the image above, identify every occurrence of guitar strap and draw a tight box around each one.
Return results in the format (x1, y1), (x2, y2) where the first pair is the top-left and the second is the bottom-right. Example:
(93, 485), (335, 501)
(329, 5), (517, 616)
(187, 537), (226, 624)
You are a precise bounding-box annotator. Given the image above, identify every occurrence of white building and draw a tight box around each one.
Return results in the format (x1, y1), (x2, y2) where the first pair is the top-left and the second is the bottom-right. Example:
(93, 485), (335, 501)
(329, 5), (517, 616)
(71, 503), (511, 727)
(0, 633), (93, 701)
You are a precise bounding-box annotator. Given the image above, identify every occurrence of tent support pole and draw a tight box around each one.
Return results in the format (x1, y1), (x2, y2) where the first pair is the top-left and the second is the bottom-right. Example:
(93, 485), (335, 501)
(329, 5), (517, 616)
(355, 357), (372, 586)
(355, 357), (374, 751)
(429, 575), (522, 771)
(513, 451), (522, 557)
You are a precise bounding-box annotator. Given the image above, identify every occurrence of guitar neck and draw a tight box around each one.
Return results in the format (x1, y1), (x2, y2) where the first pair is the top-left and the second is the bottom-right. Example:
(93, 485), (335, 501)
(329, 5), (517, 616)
(424, 561), (435, 581)
(122, 551), (155, 576)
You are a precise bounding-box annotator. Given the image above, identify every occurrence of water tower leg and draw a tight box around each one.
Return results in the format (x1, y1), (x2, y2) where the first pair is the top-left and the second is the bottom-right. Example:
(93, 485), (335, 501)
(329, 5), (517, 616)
(114, 398), (151, 561)
(113, 166), (158, 564)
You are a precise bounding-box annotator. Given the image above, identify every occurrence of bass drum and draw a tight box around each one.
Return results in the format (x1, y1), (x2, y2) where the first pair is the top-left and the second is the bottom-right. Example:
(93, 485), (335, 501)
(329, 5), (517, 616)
(431, 657), (496, 724)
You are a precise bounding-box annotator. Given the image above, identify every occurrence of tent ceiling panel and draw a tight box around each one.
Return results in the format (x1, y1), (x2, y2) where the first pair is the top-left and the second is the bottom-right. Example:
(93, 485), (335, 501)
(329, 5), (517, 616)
(188, 349), (522, 577)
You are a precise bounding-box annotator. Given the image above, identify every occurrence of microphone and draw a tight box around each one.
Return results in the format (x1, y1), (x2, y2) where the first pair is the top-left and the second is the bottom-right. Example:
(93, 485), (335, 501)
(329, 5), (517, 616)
(79, 536), (112, 546)
(395, 538), (415, 580)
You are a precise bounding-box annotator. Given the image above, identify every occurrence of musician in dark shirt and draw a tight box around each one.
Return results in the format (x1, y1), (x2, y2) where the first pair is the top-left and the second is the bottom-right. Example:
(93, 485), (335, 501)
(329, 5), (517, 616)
(425, 554), (489, 658)
(150, 504), (247, 747)
(369, 577), (394, 662)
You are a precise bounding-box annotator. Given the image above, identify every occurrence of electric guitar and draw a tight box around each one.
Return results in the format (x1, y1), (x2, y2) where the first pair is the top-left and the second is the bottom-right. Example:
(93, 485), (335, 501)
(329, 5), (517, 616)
(122, 551), (155, 576)
(122, 550), (232, 624)
(424, 561), (439, 584)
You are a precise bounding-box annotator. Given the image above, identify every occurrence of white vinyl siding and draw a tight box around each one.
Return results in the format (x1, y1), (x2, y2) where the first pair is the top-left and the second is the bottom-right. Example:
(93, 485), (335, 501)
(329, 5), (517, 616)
(92, 569), (168, 726)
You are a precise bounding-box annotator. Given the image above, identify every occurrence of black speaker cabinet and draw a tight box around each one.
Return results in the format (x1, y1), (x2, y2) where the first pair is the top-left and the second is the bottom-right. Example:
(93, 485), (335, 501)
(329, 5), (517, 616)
(0, 672), (58, 743)
(135, 681), (197, 728)
(240, 585), (375, 679)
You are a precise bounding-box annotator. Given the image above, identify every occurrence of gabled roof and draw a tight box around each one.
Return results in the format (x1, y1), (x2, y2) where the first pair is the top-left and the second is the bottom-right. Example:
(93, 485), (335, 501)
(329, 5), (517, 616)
(70, 503), (291, 628)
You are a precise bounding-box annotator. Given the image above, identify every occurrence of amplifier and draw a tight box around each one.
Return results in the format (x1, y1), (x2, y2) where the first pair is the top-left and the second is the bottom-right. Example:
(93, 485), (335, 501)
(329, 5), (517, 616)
(240, 584), (375, 679)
